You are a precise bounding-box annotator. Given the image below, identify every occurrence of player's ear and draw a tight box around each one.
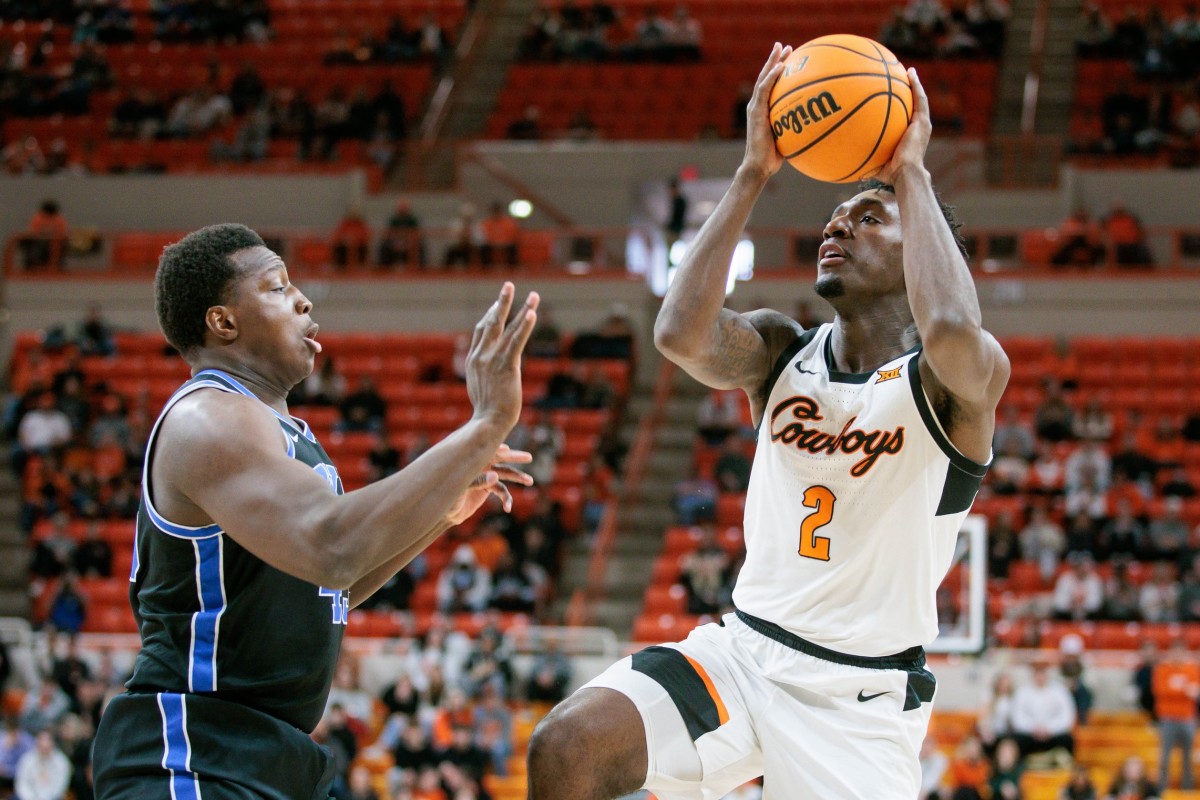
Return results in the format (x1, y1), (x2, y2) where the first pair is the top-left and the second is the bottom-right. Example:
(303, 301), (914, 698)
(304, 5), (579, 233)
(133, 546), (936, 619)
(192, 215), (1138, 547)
(205, 305), (238, 343)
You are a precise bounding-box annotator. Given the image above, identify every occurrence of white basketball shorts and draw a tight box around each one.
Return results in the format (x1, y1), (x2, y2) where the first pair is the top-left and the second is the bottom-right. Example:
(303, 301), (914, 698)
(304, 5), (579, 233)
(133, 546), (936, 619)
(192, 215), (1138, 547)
(582, 610), (936, 800)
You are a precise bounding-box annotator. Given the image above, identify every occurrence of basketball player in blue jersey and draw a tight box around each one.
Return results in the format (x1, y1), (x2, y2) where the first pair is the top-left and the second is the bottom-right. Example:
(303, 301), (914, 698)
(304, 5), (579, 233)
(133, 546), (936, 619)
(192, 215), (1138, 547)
(528, 43), (1010, 799)
(91, 224), (538, 799)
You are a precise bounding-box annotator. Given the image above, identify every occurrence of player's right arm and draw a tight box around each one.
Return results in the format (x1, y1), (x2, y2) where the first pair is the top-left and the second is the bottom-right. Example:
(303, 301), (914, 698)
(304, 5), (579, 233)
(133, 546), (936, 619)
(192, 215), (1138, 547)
(153, 284), (538, 591)
(654, 43), (800, 421)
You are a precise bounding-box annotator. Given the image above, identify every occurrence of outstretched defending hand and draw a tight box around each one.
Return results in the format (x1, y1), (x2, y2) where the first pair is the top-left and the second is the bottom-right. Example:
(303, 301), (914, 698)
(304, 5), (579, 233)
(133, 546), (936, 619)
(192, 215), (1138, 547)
(446, 444), (534, 524)
(742, 42), (792, 181)
(466, 282), (539, 434)
(875, 68), (932, 184)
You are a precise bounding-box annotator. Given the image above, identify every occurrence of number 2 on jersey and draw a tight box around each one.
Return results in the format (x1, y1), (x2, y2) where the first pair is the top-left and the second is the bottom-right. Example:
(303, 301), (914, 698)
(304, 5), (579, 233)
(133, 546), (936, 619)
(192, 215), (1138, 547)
(798, 485), (836, 561)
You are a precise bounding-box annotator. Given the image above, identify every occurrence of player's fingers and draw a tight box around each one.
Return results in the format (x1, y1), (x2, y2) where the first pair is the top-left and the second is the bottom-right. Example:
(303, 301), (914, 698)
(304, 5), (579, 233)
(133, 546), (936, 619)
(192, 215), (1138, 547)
(754, 42), (782, 86)
(494, 482), (513, 513)
(492, 466), (534, 486)
(909, 68), (929, 118)
(479, 282), (515, 343)
(495, 445), (533, 464)
(500, 291), (540, 355)
(754, 61), (787, 107)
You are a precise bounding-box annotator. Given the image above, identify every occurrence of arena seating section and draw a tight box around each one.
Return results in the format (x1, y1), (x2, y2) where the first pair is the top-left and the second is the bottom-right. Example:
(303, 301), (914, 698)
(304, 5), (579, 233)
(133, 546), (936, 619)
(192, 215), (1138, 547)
(11, 329), (630, 640)
(488, 0), (998, 139)
(634, 335), (1200, 647)
(0, 1), (465, 182)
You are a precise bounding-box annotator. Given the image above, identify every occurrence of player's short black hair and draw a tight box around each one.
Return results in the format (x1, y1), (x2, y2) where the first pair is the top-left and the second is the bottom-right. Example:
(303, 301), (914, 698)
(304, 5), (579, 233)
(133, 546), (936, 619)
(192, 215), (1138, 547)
(155, 223), (265, 355)
(858, 177), (968, 259)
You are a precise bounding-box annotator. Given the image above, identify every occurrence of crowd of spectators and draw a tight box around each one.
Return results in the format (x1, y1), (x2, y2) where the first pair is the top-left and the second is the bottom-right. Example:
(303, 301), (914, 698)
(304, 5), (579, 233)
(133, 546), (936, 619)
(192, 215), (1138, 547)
(323, 16), (452, 66)
(1045, 204), (1155, 269)
(879, 0), (1010, 61)
(518, 2), (702, 63)
(1073, 4), (1200, 163)
(1, 0), (271, 44)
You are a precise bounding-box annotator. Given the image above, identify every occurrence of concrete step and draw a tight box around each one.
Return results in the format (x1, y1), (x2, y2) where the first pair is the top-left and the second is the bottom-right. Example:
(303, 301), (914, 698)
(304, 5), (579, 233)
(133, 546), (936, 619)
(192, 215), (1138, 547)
(0, 545), (29, 585)
(0, 589), (30, 619)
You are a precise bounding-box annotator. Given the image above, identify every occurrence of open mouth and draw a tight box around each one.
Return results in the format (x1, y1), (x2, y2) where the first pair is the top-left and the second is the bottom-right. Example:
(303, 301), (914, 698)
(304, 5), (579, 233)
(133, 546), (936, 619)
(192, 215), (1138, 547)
(818, 243), (846, 266)
(303, 324), (322, 353)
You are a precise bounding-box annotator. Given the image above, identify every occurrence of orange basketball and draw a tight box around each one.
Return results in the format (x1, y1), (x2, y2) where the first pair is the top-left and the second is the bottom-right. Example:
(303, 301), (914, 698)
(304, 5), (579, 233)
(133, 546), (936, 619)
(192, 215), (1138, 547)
(768, 34), (912, 184)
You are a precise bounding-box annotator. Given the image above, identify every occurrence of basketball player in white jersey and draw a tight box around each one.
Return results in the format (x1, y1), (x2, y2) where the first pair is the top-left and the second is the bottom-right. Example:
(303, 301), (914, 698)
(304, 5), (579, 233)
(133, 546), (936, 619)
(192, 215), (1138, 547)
(526, 43), (1009, 799)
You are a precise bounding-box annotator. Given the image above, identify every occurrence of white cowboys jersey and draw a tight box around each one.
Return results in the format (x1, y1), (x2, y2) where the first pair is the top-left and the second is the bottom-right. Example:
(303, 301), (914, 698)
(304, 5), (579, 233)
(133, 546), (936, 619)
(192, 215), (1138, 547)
(733, 323), (990, 657)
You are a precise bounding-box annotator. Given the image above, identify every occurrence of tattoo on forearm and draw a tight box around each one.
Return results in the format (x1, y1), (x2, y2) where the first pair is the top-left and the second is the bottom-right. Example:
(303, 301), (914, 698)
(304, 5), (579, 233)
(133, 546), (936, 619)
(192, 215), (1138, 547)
(712, 317), (762, 381)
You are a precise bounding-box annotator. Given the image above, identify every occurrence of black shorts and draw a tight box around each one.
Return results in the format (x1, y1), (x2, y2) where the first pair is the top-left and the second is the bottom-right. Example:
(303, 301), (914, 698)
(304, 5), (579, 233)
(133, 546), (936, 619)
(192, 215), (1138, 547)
(93, 692), (336, 800)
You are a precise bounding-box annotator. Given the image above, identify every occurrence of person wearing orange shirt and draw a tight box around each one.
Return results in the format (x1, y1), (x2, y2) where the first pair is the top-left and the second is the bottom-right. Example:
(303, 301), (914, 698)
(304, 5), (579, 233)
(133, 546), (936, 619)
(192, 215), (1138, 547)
(1051, 207), (1104, 267)
(331, 207), (371, 269)
(1103, 203), (1153, 267)
(1152, 638), (1200, 789)
(481, 201), (519, 269)
(25, 199), (68, 269)
(946, 735), (989, 799)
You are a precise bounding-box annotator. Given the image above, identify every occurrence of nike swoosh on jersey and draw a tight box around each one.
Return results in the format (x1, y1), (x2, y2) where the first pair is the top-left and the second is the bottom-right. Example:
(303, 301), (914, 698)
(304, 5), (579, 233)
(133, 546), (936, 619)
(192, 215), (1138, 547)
(857, 690), (890, 702)
(291, 433), (299, 442)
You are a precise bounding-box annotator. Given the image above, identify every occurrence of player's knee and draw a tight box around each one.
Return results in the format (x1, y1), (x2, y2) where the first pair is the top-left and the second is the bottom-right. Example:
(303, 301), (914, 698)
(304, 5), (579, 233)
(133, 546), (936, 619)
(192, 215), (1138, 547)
(527, 690), (647, 797)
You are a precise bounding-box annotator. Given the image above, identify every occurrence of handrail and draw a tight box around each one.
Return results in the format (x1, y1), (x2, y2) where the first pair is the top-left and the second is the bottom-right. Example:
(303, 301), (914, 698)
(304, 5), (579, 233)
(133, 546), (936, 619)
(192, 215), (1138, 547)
(459, 144), (577, 227)
(572, 357), (675, 627)
(1021, 0), (1052, 134)
(7, 225), (1200, 278)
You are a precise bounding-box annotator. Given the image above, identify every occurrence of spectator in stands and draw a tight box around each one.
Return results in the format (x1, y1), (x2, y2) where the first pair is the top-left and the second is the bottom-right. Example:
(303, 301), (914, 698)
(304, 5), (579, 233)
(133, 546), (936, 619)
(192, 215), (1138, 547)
(697, 389), (745, 446)
(1034, 378), (1074, 442)
(1058, 634), (1093, 724)
(23, 200), (68, 270)
(110, 88), (167, 140)
(1020, 505), (1066, 582)
(1105, 755), (1159, 800)
(332, 207), (371, 270)
(1052, 208), (1105, 267)
(1028, 441), (1067, 496)
(437, 545), (491, 614)
(1059, 764), (1098, 800)
(46, 573), (86, 637)
(1011, 659), (1076, 761)
(976, 672), (1016, 757)
(629, 7), (671, 61)
(166, 85), (232, 138)
(380, 199), (424, 268)
(714, 437), (752, 493)
(445, 203), (486, 268)
(665, 5), (702, 61)
(1100, 498), (1148, 561)
(1053, 551), (1104, 620)
(1148, 497), (1190, 563)
(1066, 468), (1110, 525)
(990, 439), (1031, 495)
(72, 521), (111, 579)
(507, 105), (543, 141)
(294, 357), (346, 408)
(1103, 204), (1154, 267)
(20, 680), (70, 735)
(461, 630), (513, 699)
(74, 305), (115, 358)
(487, 551), (544, 614)
(526, 637), (571, 704)
(0, 716), (33, 795)
(1102, 559), (1143, 621)
(365, 430), (403, 483)
(564, 109), (600, 141)
(1074, 2), (1115, 56)
(988, 738), (1023, 800)
(1152, 638), (1199, 789)
(1130, 640), (1160, 721)
(945, 735), (988, 800)
(481, 202), (519, 269)
(988, 513), (1019, 580)
(14, 730), (70, 800)
(1139, 562), (1181, 622)
(680, 525), (734, 615)
(389, 717), (435, 774)
(18, 391), (71, 461)
(672, 468), (718, 525)
(472, 682), (512, 775)
(1112, 431), (1159, 484)
(1073, 397), (1114, 442)
(337, 376), (387, 433)
(347, 764), (379, 800)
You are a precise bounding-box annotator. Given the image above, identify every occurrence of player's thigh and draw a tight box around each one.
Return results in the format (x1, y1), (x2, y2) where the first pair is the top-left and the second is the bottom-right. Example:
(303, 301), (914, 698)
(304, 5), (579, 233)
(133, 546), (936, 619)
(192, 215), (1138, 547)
(756, 665), (934, 799)
(585, 625), (765, 800)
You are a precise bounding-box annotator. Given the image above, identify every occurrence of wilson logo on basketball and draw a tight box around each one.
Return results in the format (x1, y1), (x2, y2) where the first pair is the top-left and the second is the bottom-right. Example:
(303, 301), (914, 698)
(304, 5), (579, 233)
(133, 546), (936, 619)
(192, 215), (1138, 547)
(768, 395), (904, 477)
(770, 92), (843, 140)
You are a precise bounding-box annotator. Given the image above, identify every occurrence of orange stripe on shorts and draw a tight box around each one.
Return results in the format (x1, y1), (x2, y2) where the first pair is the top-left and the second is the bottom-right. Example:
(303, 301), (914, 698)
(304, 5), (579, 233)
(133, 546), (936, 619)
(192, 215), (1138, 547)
(683, 654), (729, 726)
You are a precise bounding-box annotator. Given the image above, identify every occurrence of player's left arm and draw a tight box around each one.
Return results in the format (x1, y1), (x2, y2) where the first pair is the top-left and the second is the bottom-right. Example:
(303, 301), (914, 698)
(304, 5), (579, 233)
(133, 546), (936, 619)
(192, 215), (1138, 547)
(878, 69), (1010, 461)
(348, 445), (533, 608)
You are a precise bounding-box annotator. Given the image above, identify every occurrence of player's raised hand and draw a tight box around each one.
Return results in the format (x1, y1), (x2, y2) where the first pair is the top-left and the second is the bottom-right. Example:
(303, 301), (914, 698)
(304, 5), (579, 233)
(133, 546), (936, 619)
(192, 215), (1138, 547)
(445, 444), (534, 524)
(743, 42), (792, 180)
(466, 282), (539, 434)
(875, 68), (932, 185)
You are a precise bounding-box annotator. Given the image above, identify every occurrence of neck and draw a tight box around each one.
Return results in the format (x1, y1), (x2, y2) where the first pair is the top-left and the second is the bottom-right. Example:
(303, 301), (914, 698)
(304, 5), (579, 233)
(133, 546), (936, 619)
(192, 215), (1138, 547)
(827, 298), (918, 373)
(189, 354), (291, 416)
